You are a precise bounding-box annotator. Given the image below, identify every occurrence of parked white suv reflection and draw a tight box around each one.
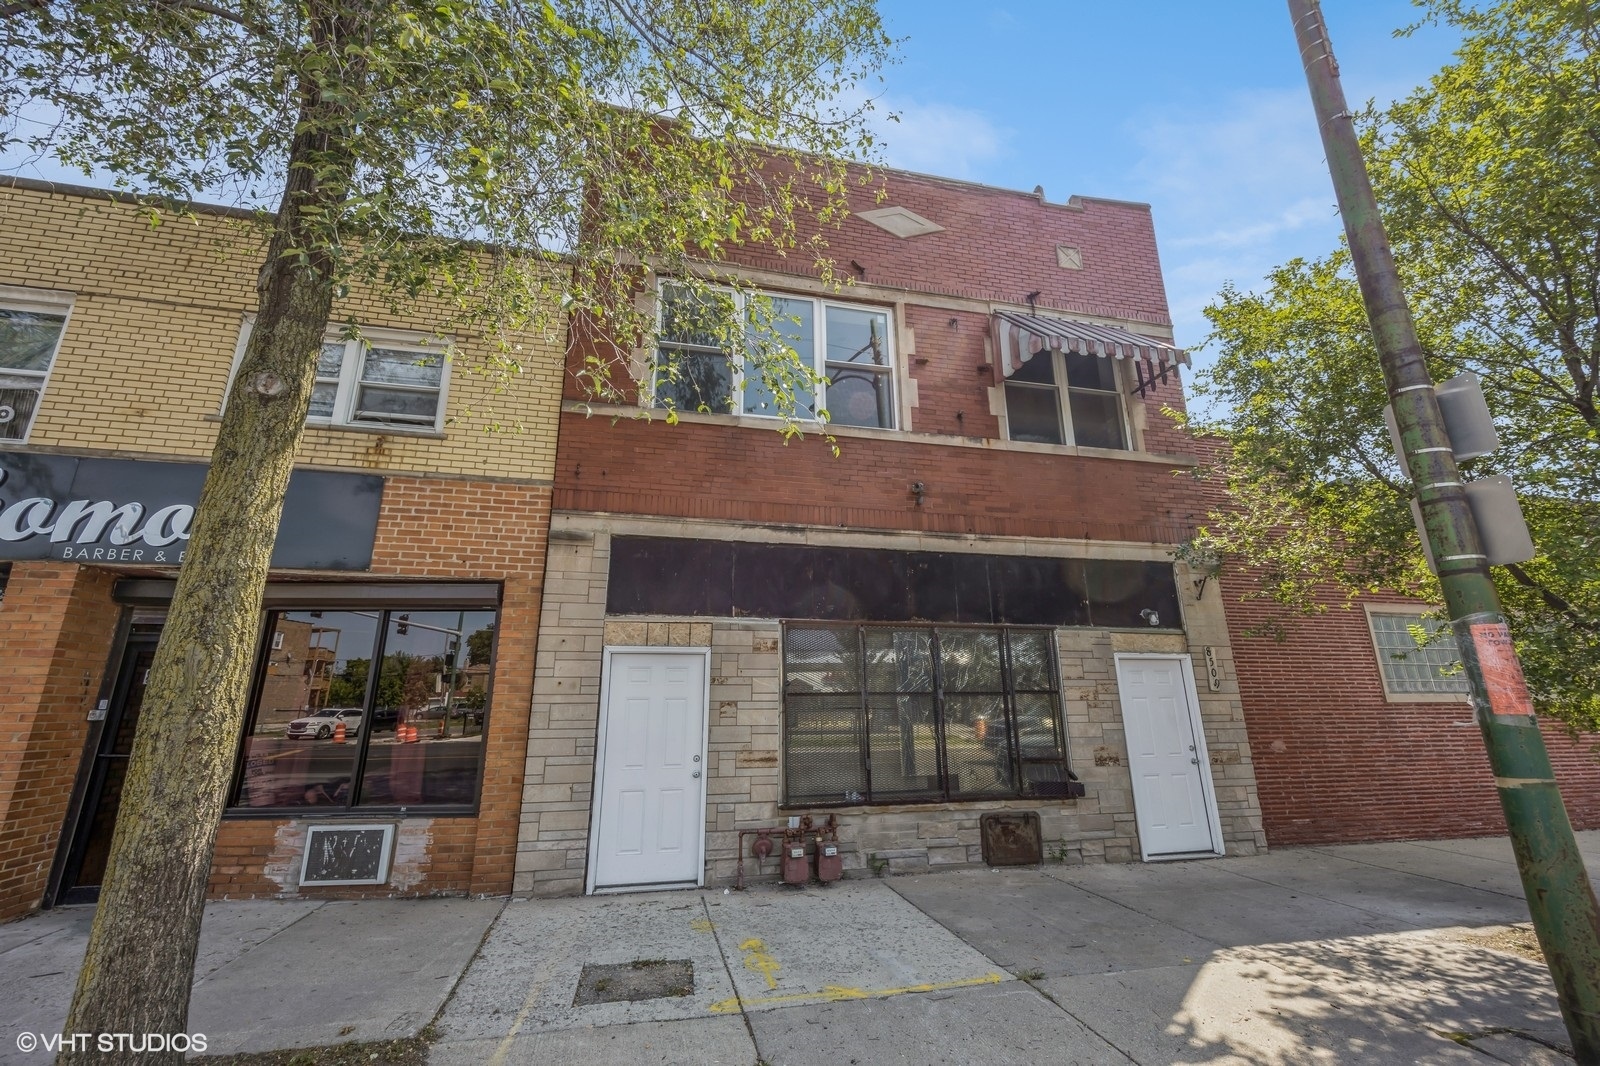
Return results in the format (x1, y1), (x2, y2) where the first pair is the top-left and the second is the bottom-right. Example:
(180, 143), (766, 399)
(286, 707), (363, 740)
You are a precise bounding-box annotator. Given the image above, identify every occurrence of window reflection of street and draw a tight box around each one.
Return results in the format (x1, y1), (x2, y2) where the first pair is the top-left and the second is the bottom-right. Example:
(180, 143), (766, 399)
(234, 607), (496, 810)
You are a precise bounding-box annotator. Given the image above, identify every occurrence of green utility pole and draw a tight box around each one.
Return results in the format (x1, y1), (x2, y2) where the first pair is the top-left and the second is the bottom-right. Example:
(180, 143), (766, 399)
(1286, 2), (1600, 1060)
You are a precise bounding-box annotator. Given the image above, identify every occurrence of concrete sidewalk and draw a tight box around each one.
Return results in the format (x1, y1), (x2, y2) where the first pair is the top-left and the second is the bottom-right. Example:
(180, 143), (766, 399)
(2, 833), (1595, 1064)
(1, 897), (503, 1063)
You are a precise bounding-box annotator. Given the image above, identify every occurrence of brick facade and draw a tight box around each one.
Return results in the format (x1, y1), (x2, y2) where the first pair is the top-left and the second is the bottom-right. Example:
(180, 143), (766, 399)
(0, 564), (120, 922)
(521, 166), (1265, 893)
(1, 180), (561, 478)
(0, 180), (563, 918)
(1222, 579), (1600, 845)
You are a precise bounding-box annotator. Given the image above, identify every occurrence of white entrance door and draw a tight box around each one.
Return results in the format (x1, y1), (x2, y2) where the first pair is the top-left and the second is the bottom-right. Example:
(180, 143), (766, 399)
(1114, 655), (1219, 858)
(591, 650), (709, 890)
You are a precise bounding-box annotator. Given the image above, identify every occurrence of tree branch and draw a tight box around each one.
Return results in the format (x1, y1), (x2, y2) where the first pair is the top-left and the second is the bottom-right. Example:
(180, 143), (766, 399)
(157, 0), (263, 34)
(1505, 563), (1600, 633)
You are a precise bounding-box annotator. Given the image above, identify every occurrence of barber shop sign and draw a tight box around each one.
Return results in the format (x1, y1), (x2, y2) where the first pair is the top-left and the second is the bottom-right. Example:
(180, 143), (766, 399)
(0, 451), (384, 570)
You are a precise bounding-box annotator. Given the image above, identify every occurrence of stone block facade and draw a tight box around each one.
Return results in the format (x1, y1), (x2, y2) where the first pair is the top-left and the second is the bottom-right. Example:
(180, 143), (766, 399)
(515, 517), (1266, 896)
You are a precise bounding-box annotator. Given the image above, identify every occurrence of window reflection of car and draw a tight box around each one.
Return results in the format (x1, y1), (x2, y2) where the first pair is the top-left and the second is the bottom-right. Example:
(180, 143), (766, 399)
(286, 707), (363, 740)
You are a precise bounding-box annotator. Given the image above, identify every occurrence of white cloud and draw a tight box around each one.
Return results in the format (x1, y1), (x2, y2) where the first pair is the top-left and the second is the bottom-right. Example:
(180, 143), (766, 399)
(1118, 88), (1346, 356)
(872, 96), (1009, 179)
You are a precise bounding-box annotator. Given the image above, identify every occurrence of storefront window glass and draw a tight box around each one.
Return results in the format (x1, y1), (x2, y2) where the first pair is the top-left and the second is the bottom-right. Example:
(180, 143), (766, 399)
(231, 606), (496, 812)
(782, 623), (1075, 807)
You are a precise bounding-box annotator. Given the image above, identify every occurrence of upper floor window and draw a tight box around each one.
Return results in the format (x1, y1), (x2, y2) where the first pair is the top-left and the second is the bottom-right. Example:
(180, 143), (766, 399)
(0, 291), (72, 442)
(1004, 350), (1128, 450)
(1366, 609), (1472, 699)
(653, 282), (896, 430)
(232, 319), (451, 433)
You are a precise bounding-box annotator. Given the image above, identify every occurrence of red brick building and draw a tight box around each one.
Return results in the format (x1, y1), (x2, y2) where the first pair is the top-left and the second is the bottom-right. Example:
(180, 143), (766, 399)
(1222, 575), (1600, 847)
(515, 171), (1270, 895)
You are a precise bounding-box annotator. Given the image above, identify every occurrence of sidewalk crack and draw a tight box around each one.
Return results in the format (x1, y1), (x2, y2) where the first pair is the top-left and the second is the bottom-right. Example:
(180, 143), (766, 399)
(702, 895), (766, 1065)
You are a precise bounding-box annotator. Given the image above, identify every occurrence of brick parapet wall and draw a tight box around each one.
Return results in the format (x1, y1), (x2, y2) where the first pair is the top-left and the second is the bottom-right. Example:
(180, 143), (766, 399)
(728, 167), (1174, 328)
(0, 563), (120, 921)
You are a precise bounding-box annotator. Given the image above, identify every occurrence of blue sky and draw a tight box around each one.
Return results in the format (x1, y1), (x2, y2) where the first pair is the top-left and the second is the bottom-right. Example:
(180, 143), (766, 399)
(865, 1), (1463, 369)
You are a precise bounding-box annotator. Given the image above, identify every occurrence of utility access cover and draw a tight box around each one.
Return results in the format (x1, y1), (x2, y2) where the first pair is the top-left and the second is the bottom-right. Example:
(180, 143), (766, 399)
(572, 960), (694, 1006)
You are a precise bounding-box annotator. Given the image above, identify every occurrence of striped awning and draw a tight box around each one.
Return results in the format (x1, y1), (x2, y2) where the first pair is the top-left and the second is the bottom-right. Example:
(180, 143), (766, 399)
(992, 309), (1187, 380)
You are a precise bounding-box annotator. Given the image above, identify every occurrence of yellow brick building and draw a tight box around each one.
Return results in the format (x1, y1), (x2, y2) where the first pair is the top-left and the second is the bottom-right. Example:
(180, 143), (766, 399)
(0, 178), (566, 918)
(2, 179), (562, 477)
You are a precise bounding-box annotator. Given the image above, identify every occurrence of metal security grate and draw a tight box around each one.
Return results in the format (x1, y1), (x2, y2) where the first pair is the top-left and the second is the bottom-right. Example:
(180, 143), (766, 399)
(782, 623), (1073, 807)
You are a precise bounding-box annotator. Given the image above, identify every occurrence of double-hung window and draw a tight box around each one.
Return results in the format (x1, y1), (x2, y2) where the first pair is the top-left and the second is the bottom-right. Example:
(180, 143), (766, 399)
(1004, 349), (1128, 450)
(1366, 608), (1472, 699)
(654, 282), (896, 429)
(232, 320), (450, 432)
(0, 292), (72, 442)
(232, 604), (497, 812)
(782, 623), (1074, 806)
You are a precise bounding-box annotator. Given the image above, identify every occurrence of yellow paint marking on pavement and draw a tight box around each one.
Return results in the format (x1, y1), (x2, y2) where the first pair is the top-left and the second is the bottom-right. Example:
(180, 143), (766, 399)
(689, 917), (716, 933)
(709, 972), (1004, 1014)
(739, 937), (781, 989)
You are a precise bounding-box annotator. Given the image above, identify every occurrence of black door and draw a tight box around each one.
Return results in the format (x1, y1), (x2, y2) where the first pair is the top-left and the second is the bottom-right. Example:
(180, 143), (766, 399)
(57, 631), (160, 905)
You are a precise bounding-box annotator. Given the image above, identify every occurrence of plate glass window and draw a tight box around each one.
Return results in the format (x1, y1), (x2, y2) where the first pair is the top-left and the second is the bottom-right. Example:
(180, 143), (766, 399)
(1368, 611), (1472, 696)
(655, 282), (895, 429)
(233, 607), (496, 811)
(1004, 349), (1128, 450)
(0, 302), (69, 441)
(782, 624), (1072, 806)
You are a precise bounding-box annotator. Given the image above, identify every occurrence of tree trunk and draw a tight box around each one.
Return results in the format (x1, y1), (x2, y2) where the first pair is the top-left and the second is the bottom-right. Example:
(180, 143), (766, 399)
(58, 7), (372, 1062)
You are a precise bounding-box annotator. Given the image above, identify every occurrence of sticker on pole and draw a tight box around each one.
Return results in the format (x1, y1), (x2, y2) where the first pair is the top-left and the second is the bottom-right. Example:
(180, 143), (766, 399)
(1470, 622), (1534, 718)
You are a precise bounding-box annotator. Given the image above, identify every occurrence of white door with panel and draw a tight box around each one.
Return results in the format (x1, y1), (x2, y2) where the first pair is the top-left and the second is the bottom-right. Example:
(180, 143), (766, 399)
(592, 651), (708, 890)
(1114, 656), (1218, 857)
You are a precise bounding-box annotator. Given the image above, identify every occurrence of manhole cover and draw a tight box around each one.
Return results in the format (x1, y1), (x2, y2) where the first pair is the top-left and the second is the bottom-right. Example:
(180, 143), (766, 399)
(573, 959), (695, 1006)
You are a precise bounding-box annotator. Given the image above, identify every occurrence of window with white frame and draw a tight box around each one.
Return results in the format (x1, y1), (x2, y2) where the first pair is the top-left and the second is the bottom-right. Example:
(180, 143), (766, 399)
(653, 282), (896, 429)
(232, 320), (450, 432)
(0, 293), (72, 442)
(1003, 349), (1128, 450)
(1367, 609), (1472, 698)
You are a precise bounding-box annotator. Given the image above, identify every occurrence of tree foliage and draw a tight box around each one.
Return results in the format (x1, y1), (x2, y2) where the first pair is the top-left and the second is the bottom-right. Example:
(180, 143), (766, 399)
(1, 1), (892, 1058)
(1187, 0), (1600, 731)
